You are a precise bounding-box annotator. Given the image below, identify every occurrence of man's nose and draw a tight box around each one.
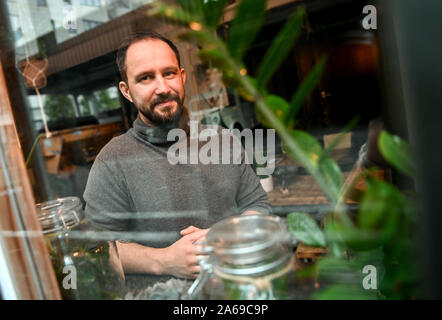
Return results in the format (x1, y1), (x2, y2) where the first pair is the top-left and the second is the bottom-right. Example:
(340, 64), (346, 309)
(154, 76), (171, 95)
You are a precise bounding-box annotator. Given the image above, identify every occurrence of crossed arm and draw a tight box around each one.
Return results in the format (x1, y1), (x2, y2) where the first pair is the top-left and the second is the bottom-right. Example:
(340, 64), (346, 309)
(85, 145), (270, 279)
(115, 210), (263, 279)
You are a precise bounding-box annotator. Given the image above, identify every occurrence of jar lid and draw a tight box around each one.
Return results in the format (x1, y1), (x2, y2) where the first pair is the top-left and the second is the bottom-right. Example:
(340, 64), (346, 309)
(35, 197), (84, 234)
(205, 214), (290, 258)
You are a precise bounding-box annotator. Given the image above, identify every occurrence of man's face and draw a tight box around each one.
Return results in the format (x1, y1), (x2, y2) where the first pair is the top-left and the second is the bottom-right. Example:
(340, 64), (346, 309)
(119, 39), (186, 126)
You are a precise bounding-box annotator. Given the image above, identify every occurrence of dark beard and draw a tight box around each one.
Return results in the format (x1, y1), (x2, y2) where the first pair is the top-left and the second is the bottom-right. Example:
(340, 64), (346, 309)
(139, 93), (183, 126)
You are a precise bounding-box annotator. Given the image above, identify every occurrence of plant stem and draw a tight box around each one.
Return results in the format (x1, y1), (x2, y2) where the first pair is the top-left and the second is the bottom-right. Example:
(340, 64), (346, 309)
(209, 34), (356, 230)
(212, 35), (339, 204)
(25, 133), (43, 168)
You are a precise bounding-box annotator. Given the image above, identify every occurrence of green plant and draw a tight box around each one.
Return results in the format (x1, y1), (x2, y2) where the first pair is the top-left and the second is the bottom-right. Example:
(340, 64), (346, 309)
(25, 133), (44, 167)
(45, 233), (126, 300)
(95, 89), (120, 112)
(79, 90), (120, 116)
(78, 95), (92, 115)
(44, 94), (76, 120)
(149, 0), (417, 299)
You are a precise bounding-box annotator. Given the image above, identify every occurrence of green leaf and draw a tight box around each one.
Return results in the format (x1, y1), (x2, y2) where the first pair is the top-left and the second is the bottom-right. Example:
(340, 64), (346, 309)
(175, 0), (204, 19)
(197, 48), (229, 68)
(287, 212), (326, 247)
(179, 30), (214, 45)
(323, 213), (368, 256)
(289, 130), (322, 165)
(362, 179), (403, 230)
(316, 257), (361, 281)
(323, 221), (344, 258)
(202, 0), (229, 28)
(314, 283), (377, 300)
(76, 261), (97, 283)
(235, 76), (256, 101)
(256, 95), (290, 128)
(267, 95), (290, 121)
(319, 157), (343, 198)
(324, 214), (382, 252)
(256, 7), (304, 89)
(359, 179), (392, 230)
(358, 178), (406, 237)
(378, 131), (415, 177)
(148, 2), (195, 25)
(288, 57), (327, 128)
(271, 95), (290, 122)
(315, 255), (380, 299)
(228, 0), (266, 60)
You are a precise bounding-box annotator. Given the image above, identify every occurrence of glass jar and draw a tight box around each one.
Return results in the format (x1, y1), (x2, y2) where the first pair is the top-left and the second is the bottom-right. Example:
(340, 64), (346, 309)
(187, 214), (298, 300)
(36, 197), (126, 300)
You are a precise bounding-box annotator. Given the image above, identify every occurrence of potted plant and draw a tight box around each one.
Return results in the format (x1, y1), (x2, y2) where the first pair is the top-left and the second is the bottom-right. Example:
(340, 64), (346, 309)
(149, 0), (418, 299)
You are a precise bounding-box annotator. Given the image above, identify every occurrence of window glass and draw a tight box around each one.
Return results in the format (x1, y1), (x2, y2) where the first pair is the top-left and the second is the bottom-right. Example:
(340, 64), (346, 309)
(37, 0), (48, 7)
(82, 19), (101, 30)
(0, 0), (384, 300)
(80, 0), (101, 7)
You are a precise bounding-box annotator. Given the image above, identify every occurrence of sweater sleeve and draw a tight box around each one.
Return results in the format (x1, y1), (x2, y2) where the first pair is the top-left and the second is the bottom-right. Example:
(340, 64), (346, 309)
(236, 161), (273, 215)
(83, 157), (133, 233)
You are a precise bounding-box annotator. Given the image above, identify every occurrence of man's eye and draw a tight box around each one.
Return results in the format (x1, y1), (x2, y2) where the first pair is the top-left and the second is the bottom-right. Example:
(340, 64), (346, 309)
(164, 71), (176, 78)
(140, 75), (152, 81)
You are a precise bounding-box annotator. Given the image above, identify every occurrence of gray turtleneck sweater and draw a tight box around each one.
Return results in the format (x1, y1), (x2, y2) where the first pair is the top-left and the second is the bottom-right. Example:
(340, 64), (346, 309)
(83, 115), (272, 249)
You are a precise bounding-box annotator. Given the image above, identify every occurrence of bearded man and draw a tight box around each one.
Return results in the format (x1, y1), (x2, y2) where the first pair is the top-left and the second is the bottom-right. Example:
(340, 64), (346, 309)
(83, 31), (271, 287)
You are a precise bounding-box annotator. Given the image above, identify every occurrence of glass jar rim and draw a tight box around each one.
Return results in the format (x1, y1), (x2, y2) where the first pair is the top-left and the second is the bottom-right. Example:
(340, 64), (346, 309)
(205, 214), (289, 256)
(35, 196), (84, 234)
(213, 251), (293, 276)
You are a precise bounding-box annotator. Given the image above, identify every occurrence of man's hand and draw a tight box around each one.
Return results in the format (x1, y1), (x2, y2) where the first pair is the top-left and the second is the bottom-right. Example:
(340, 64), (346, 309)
(180, 225), (209, 237)
(180, 225), (210, 252)
(242, 210), (263, 216)
(161, 227), (209, 279)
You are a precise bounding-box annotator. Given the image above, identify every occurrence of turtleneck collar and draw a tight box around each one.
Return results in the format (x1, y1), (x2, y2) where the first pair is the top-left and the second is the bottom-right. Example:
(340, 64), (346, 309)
(132, 108), (190, 145)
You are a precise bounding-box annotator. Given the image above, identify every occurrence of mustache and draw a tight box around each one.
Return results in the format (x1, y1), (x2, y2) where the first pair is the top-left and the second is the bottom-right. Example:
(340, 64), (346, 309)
(150, 93), (181, 109)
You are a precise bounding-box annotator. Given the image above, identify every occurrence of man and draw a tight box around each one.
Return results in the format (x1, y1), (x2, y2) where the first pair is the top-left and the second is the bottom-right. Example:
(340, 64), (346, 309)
(83, 31), (271, 286)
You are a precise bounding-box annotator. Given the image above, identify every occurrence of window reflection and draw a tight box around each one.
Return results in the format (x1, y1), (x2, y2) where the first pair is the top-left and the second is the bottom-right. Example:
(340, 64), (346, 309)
(3, 0), (379, 224)
(0, 0), (388, 300)
(80, 0), (101, 7)
(37, 0), (48, 7)
(7, 0), (152, 56)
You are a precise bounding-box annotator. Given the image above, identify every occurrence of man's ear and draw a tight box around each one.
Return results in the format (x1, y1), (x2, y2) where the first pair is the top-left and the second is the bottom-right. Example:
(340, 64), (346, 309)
(180, 68), (186, 85)
(119, 81), (133, 103)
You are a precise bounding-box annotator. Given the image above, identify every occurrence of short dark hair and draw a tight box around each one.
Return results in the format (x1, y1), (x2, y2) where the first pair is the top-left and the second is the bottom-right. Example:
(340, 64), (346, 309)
(116, 31), (181, 82)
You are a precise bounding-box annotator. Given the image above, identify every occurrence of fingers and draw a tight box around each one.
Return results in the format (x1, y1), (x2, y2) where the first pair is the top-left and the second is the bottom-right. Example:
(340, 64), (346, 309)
(180, 226), (211, 238)
(196, 254), (209, 264)
(185, 265), (202, 279)
(183, 254), (203, 279)
(187, 229), (209, 243)
(166, 235), (209, 279)
(190, 265), (201, 275)
(242, 210), (262, 216)
(180, 225), (199, 236)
